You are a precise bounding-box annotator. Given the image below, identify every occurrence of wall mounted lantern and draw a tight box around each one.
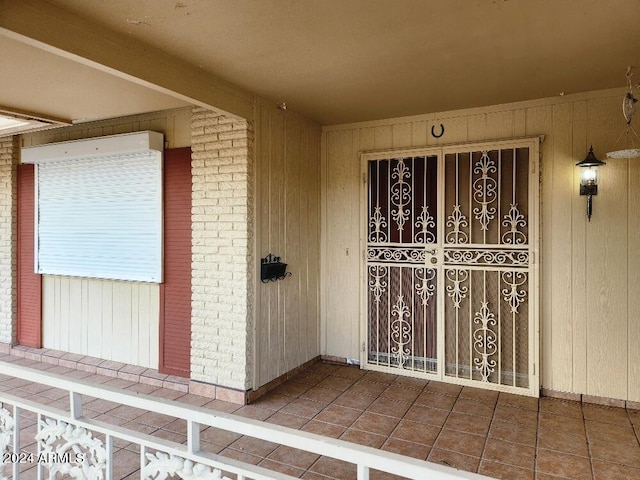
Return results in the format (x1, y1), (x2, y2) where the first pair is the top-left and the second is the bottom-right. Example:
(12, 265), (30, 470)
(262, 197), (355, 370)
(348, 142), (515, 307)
(576, 146), (606, 222)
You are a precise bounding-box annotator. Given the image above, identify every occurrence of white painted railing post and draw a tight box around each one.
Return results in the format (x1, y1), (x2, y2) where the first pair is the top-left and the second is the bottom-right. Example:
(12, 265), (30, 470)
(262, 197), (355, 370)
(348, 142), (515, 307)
(187, 420), (200, 454)
(140, 444), (146, 478)
(12, 405), (19, 480)
(357, 464), (370, 480)
(36, 413), (43, 480)
(70, 392), (83, 419)
(105, 434), (113, 480)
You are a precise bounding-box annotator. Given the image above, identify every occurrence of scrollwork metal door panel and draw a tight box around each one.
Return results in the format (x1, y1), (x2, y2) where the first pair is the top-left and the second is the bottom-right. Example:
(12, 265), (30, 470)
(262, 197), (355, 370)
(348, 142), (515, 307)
(442, 143), (537, 394)
(365, 156), (439, 375)
(362, 139), (539, 396)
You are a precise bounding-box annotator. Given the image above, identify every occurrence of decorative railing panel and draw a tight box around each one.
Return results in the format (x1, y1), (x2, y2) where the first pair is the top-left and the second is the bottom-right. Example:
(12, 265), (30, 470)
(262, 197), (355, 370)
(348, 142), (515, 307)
(0, 362), (488, 480)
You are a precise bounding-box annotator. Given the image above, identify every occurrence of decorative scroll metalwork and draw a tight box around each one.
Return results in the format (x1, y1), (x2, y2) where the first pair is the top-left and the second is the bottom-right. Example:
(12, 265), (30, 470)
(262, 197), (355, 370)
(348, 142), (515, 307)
(444, 249), (529, 267)
(390, 160), (411, 232)
(390, 295), (411, 367)
(414, 206), (435, 243)
(502, 203), (527, 245)
(473, 302), (498, 382)
(0, 408), (13, 480)
(368, 206), (388, 242)
(472, 151), (497, 231)
(445, 204), (469, 244)
(367, 246), (426, 264)
(415, 268), (436, 306)
(36, 417), (107, 479)
(502, 271), (528, 313)
(445, 269), (469, 309)
(368, 265), (388, 304)
(143, 451), (231, 480)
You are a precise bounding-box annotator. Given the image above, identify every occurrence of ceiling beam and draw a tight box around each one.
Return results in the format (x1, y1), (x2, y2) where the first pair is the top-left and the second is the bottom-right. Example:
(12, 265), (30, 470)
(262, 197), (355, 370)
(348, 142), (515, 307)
(0, 0), (254, 121)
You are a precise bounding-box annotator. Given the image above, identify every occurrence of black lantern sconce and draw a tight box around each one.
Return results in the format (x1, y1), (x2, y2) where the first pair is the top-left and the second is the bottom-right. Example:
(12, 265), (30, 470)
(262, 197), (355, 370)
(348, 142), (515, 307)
(260, 254), (292, 283)
(576, 146), (606, 222)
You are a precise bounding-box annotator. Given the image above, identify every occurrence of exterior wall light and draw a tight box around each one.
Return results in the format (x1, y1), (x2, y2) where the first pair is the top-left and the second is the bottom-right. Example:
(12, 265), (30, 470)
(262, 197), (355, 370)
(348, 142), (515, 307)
(576, 146), (606, 222)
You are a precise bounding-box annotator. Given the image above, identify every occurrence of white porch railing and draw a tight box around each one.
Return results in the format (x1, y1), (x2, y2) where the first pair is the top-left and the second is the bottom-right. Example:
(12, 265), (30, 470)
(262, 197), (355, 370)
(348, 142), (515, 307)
(0, 362), (491, 479)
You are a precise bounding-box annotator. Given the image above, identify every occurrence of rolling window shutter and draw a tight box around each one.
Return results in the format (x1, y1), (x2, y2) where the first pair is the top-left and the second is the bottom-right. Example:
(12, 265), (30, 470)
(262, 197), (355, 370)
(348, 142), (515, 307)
(23, 132), (163, 283)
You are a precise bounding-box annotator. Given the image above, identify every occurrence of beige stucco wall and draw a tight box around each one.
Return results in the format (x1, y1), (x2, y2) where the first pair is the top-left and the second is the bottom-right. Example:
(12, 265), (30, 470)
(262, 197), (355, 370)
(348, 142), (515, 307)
(321, 87), (640, 402)
(0, 137), (17, 345)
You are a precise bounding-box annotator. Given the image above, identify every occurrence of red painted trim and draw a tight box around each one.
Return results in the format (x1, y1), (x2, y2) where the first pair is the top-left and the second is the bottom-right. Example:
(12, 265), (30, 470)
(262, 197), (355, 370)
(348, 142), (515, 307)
(17, 164), (42, 348)
(159, 148), (192, 377)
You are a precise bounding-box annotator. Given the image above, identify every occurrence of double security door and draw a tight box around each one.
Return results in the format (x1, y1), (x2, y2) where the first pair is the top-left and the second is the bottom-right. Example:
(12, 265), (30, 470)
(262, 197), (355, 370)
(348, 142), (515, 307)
(362, 139), (539, 396)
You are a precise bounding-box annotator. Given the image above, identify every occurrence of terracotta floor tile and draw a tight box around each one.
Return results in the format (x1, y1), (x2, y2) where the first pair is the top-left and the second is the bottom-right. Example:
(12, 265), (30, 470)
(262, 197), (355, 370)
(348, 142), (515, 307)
(444, 411), (491, 436)
(108, 404), (146, 421)
(583, 403), (631, 426)
(265, 412), (310, 429)
(350, 411), (400, 436)
(493, 404), (538, 427)
(333, 390), (376, 409)
(346, 379), (388, 396)
(200, 426), (242, 447)
(538, 397), (583, 418)
(428, 448), (480, 472)
(307, 363), (340, 376)
(592, 459), (640, 480)
(201, 399), (241, 413)
(301, 420), (346, 439)
(391, 375), (428, 391)
(300, 386), (343, 405)
(403, 404), (450, 427)
(498, 392), (539, 411)
(308, 456), (357, 480)
(280, 398), (326, 418)
(589, 438), (640, 467)
(538, 412), (586, 437)
(234, 404), (276, 421)
(251, 391), (294, 410)
(290, 371), (330, 386)
(317, 376), (357, 392)
(483, 437), (536, 469)
(258, 458), (306, 478)
(366, 397), (412, 418)
(330, 366), (367, 381)
(134, 410), (175, 428)
(362, 371), (397, 385)
(267, 445), (321, 470)
(381, 437), (431, 460)
(314, 404), (362, 427)
(453, 397), (495, 418)
(536, 428), (589, 457)
(339, 428), (387, 448)
(459, 386), (499, 405)
(585, 419), (638, 444)
(380, 385), (421, 403)
(434, 429), (486, 457)
(220, 447), (262, 465)
(228, 435), (279, 457)
(391, 419), (440, 446)
(478, 459), (534, 480)
(423, 381), (463, 397)
(277, 381), (313, 397)
(414, 391), (457, 410)
(535, 449), (592, 480)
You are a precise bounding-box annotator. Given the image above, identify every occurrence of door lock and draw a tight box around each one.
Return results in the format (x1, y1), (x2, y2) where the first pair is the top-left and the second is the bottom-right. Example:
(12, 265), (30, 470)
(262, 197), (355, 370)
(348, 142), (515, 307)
(430, 257), (438, 264)
(426, 248), (438, 255)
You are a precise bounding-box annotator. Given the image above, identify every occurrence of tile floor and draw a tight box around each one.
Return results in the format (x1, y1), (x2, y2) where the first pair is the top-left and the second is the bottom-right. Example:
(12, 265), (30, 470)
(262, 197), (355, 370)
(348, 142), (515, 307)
(1, 353), (640, 479)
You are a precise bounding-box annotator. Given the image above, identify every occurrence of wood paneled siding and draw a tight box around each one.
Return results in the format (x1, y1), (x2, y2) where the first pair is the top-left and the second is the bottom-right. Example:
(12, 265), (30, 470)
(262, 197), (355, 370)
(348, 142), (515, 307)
(22, 108), (190, 369)
(254, 100), (321, 389)
(322, 88), (640, 402)
(160, 147), (192, 377)
(17, 164), (41, 348)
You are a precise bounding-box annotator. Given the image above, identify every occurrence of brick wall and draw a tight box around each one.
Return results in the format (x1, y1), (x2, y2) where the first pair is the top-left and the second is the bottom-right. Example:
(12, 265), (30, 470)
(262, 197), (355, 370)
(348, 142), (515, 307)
(190, 108), (254, 391)
(0, 137), (18, 344)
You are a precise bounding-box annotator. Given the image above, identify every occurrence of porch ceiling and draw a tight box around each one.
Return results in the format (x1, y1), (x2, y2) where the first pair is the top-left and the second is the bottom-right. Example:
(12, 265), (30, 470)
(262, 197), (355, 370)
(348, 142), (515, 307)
(1, 0), (639, 126)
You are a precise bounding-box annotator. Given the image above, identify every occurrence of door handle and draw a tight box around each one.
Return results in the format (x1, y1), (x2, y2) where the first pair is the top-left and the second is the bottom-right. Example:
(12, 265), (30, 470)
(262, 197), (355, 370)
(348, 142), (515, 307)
(426, 248), (438, 255)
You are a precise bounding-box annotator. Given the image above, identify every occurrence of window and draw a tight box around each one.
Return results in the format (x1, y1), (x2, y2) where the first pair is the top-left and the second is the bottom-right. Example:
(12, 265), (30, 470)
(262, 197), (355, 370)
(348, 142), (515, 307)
(22, 131), (164, 283)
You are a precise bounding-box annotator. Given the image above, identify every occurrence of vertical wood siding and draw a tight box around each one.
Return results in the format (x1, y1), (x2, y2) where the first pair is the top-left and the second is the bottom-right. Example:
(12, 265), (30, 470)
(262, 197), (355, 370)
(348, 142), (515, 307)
(17, 164), (41, 347)
(23, 108), (189, 368)
(322, 88), (640, 402)
(160, 147), (192, 377)
(254, 100), (321, 389)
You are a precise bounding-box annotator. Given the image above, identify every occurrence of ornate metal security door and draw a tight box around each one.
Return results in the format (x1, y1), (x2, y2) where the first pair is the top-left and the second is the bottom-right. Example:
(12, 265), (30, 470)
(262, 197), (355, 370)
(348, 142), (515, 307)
(364, 155), (440, 375)
(363, 139), (539, 396)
